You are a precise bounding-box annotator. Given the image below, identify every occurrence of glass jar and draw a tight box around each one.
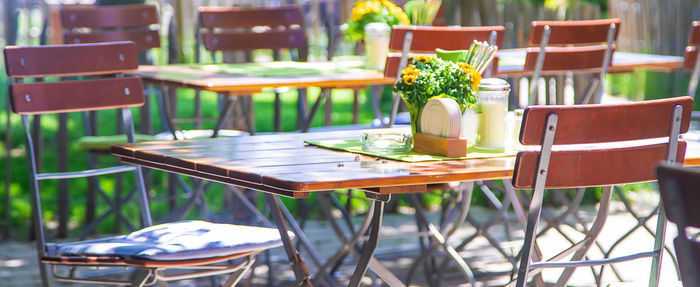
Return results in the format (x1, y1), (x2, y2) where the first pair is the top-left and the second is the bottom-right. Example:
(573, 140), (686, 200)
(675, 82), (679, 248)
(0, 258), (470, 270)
(476, 78), (510, 151)
(364, 22), (391, 71)
(506, 109), (524, 150)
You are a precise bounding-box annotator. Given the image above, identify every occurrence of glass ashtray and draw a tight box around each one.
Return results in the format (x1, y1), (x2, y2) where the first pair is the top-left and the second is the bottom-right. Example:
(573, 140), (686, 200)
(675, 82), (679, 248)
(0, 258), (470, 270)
(361, 132), (413, 154)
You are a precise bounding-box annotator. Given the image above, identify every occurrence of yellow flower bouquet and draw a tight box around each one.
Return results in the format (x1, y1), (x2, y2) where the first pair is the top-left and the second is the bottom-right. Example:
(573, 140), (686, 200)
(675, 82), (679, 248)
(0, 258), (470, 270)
(393, 55), (481, 134)
(344, 0), (409, 43)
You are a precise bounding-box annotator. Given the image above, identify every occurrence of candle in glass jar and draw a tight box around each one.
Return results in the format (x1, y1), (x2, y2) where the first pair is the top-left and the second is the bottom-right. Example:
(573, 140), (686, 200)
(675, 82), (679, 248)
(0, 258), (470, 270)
(476, 78), (510, 151)
(364, 23), (391, 71)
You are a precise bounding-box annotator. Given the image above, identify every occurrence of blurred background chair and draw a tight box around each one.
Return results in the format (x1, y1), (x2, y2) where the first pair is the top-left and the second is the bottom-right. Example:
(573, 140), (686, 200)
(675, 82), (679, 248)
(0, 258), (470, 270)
(384, 24), (506, 126)
(524, 18), (619, 106)
(4, 41), (284, 286)
(193, 5), (306, 134)
(511, 97), (691, 287)
(657, 163), (700, 287)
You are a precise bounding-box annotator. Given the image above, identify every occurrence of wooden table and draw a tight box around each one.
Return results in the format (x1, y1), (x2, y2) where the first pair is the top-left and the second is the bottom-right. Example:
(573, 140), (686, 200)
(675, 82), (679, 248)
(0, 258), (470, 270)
(496, 49), (684, 76)
(111, 128), (700, 286)
(130, 63), (395, 133)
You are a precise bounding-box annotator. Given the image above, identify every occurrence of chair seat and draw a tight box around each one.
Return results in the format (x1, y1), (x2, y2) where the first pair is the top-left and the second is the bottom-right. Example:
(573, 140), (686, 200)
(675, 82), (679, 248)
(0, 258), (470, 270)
(77, 134), (158, 150)
(154, 129), (249, 140)
(49, 220), (289, 261)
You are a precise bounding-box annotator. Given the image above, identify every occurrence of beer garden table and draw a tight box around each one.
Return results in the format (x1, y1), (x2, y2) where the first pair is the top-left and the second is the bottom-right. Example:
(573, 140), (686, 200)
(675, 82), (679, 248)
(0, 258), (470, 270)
(111, 128), (700, 286)
(496, 49), (684, 76)
(129, 62), (395, 133)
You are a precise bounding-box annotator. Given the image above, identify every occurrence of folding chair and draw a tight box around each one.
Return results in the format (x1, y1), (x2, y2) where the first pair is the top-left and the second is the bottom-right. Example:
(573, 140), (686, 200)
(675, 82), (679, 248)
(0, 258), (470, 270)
(657, 163), (700, 287)
(5, 41), (284, 286)
(385, 25), (506, 126)
(525, 19), (619, 106)
(511, 97), (692, 287)
(192, 6), (308, 133)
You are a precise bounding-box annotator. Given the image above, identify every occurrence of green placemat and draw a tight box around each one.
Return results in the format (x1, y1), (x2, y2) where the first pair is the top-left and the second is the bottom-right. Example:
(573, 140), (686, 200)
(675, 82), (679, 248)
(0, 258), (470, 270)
(189, 61), (367, 77)
(305, 139), (518, 162)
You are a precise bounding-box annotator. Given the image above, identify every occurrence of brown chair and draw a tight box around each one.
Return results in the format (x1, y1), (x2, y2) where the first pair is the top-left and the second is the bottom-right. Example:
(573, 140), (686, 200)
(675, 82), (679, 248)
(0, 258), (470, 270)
(385, 25), (506, 125)
(193, 6), (307, 133)
(684, 21), (700, 114)
(525, 19), (620, 105)
(657, 163), (700, 287)
(4, 41), (284, 286)
(59, 5), (160, 52)
(511, 97), (692, 287)
(59, 4), (163, 133)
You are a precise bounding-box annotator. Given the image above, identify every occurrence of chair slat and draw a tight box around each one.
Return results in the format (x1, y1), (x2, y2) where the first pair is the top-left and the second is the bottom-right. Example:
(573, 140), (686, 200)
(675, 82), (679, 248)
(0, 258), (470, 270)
(512, 141), (687, 189)
(689, 21), (700, 46)
(657, 164), (700, 228)
(64, 30), (160, 50)
(388, 25), (505, 52)
(520, 97), (693, 145)
(529, 19), (621, 46)
(684, 46), (697, 71)
(4, 42), (138, 78)
(523, 46), (611, 73)
(202, 30), (306, 51)
(199, 6), (303, 29)
(60, 5), (158, 29)
(9, 77), (144, 114)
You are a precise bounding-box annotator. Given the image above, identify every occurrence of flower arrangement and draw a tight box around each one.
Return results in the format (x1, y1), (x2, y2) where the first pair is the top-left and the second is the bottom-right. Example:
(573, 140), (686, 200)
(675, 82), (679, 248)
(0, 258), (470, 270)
(393, 55), (481, 133)
(344, 0), (410, 43)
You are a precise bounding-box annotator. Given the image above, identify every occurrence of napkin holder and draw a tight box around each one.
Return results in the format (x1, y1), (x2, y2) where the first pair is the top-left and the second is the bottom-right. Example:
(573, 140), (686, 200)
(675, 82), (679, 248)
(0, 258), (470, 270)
(414, 133), (467, 158)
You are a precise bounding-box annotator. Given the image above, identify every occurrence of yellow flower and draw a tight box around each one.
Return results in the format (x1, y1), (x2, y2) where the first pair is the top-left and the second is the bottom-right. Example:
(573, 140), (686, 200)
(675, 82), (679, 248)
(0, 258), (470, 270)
(401, 64), (420, 85)
(381, 1), (410, 24)
(351, 0), (382, 21)
(411, 55), (434, 63)
(458, 63), (481, 90)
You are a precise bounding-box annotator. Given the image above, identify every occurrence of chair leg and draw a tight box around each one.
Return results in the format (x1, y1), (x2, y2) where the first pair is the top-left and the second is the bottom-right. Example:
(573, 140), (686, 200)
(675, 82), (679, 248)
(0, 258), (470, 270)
(649, 203), (668, 287)
(223, 256), (256, 287)
(516, 184), (547, 287)
(554, 186), (613, 287)
(274, 93), (282, 132)
(129, 268), (154, 287)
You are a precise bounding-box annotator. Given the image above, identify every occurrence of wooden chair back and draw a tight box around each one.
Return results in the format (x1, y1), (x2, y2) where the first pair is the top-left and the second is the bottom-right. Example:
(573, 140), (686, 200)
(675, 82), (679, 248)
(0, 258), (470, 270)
(384, 25), (505, 78)
(656, 163), (700, 287)
(512, 97), (692, 189)
(4, 42), (144, 115)
(528, 19), (621, 46)
(525, 18), (619, 75)
(524, 18), (619, 105)
(197, 6), (307, 56)
(60, 5), (160, 51)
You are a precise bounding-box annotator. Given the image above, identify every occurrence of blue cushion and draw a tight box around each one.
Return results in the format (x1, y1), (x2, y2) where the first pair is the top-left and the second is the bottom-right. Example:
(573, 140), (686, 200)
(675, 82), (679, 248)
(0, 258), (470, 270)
(371, 113), (411, 128)
(51, 221), (289, 261)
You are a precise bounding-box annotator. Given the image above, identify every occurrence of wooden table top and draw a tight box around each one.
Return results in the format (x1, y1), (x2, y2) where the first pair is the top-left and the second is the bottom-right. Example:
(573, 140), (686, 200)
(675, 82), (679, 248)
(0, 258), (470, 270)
(129, 62), (395, 93)
(111, 128), (700, 199)
(496, 49), (684, 76)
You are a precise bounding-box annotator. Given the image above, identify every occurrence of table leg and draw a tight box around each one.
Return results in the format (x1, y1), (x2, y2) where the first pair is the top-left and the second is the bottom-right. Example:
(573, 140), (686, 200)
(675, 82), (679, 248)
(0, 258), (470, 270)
(349, 193), (389, 287)
(267, 194), (339, 287)
(302, 88), (330, 132)
(263, 194), (313, 287)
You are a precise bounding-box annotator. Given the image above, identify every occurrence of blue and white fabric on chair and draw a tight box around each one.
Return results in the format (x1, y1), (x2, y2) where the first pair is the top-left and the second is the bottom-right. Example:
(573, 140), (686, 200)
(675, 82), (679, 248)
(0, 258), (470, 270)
(51, 221), (290, 261)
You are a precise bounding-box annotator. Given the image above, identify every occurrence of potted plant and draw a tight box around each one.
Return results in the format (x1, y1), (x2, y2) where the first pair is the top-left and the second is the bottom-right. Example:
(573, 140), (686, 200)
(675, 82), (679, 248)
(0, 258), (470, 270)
(392, 55), (481, 135)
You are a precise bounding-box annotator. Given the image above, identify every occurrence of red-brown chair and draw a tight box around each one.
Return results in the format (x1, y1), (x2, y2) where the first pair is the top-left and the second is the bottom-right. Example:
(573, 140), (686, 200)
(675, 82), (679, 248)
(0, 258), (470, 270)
(194, 6), (308, 133)
(511, 97), (691, 286)
(525, 19), (620, 105)
(384, 25), (506, 125)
